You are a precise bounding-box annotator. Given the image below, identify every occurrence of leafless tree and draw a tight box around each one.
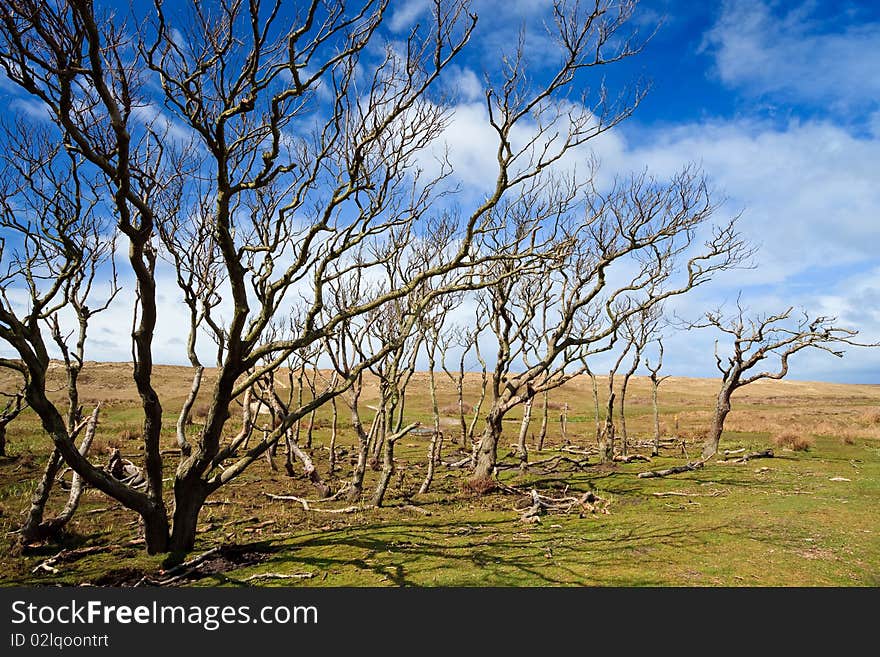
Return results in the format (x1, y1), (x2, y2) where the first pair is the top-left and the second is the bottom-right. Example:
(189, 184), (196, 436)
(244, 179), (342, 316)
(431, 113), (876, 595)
(418, 290), (459, 495)
(599, 336), (629, 462)
(470, 169), (749, 481)
(696, 301), (872, 459)
(439, 317), (489, 450)
(618, 307), (661, 454)
(0, 0), (695, 552)
(0, 385), (26, 456)
(0, 119), (118, 541)
(644, 337), (670, 456)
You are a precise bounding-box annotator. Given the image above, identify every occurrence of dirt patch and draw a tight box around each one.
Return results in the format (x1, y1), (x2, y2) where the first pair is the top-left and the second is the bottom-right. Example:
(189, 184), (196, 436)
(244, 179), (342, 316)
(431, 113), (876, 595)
(193, 544), (272, 577)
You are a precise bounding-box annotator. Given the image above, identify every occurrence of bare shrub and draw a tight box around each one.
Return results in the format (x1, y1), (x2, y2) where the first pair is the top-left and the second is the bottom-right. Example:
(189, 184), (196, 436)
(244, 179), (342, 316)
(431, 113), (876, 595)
(773, 432), (813, 452)
(461, 476), (496, 496)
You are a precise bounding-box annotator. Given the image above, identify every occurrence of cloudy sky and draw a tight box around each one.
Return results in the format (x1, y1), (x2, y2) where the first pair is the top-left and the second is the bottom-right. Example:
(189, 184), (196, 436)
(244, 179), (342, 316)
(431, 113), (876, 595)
(2, 0), (878, 383)
(388, 0), (880, 382)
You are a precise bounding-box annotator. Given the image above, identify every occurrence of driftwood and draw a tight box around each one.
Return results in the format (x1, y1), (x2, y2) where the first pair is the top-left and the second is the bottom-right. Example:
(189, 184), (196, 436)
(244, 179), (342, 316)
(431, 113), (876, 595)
(637, 460), (706, 479)
(613, 453), (652, 463)
(718, 448), (774, 464)
(494, 481), (611, 522)
(134, 547), (222, 587)
(243, 572), (315, 582)
(441, 455), (472, 468)
(106, 448), (146, 489)
(31, 545), (110, 575)
(652, 489), (728, 498)
(517, 488), (610, 522)
(264, 493), (360, 514)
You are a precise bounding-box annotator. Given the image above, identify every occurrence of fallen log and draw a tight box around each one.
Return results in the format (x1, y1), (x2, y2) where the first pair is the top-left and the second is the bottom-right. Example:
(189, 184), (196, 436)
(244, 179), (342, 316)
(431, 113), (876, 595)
(718, 448), (774, 464)
(637, 460), (705, 479)
(243, 572), (315, 582)
(613, 453), (651, 463)
(264, 493), (360, 514)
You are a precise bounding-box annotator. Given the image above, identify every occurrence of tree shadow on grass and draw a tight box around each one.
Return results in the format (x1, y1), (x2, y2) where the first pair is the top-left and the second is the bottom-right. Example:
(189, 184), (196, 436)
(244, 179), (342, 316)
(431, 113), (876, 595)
(203, 515), (732, 587)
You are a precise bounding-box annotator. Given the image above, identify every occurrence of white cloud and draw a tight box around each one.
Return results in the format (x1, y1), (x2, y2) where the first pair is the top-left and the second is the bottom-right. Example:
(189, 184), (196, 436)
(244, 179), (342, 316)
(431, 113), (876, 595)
(703, 0), (880, 111)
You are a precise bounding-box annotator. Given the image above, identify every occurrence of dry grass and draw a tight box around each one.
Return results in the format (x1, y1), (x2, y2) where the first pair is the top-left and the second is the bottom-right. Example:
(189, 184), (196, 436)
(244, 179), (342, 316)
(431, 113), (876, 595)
(773, 431), (813, 452)
(461, 476), (496, 495)
(860, 408), (880, 425)
(440, 401), (473, 415)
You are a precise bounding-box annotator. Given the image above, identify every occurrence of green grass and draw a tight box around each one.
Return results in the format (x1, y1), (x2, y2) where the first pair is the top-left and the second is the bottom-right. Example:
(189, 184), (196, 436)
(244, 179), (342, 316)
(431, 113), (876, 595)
(1, 366), (879, 586)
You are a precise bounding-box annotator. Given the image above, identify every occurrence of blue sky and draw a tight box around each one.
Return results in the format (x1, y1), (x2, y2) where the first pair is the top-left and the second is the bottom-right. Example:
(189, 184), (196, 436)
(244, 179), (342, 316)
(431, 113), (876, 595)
(2, 0), (879, 383)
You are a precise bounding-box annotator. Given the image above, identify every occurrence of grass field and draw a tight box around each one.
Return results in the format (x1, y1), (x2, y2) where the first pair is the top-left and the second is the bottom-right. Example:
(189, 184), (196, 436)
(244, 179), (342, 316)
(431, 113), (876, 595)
(1, 362), (879, 586)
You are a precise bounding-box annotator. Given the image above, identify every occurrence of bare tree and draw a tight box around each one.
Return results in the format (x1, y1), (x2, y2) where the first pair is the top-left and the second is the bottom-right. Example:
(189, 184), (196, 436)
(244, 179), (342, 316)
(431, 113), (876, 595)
(599, 337), (630, 462)
(644, 337), (670, 456)
(618, 308), (661, 454)
(418, 291), (459, 495)
(0, 385), (26, 456)
(471, 170), (748, 481)
(696, 302), (871, 459)
(0, 0), (698, 552)
(0, 119), (118, 542)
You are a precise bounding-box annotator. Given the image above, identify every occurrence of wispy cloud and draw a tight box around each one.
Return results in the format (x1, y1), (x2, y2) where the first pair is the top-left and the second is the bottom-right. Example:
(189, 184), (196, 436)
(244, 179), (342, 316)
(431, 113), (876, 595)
(702, 0), (880, 114)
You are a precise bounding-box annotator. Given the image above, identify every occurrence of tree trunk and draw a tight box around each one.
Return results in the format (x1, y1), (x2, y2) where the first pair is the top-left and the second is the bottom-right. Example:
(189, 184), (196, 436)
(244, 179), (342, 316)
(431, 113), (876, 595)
(590, 372), (600, 444)
(537, 391), (549, 451)
(559, 403), (568, 443)
(176, 365), (203, 456)
(0, 423), (6, 456)
(20, 448), (63, 542)
(703, 385), (734, 460)
(472, 410), (503, 481)
(517, 399), (532, 469)
(455, 379), (465, 445)
(419, 356), (442, 494)
(168, 478), (207, 554)
(305, 409), (315, 449)
(371, 436), (396, 507)
(348, 405), (378, 502)
(599, 391), (615, 463)
(329, 397), (338, 475)
(619, 372), (635, 456)
(32, 406), (102, 539)
(651, 380), (661, 457)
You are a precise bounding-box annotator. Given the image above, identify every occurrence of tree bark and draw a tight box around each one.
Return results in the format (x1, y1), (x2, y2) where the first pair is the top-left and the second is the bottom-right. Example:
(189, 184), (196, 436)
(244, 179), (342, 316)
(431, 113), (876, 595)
(703, 384), (734, 459)
(176, 365), (203, 456)
(537, 391), (549, 451)
(168, 476), (208, 553)
(517, 399), (532, 469)
(329, 397), (338, 475)
(590, 371), (601, 444)
(651, 380), (661, 457)
(20, 449), (63, 543)
(418, 355), (442, 494)
(371, 436), (396, 507)
(599, 391), (615, 463)
(472, 409), (503, 481)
